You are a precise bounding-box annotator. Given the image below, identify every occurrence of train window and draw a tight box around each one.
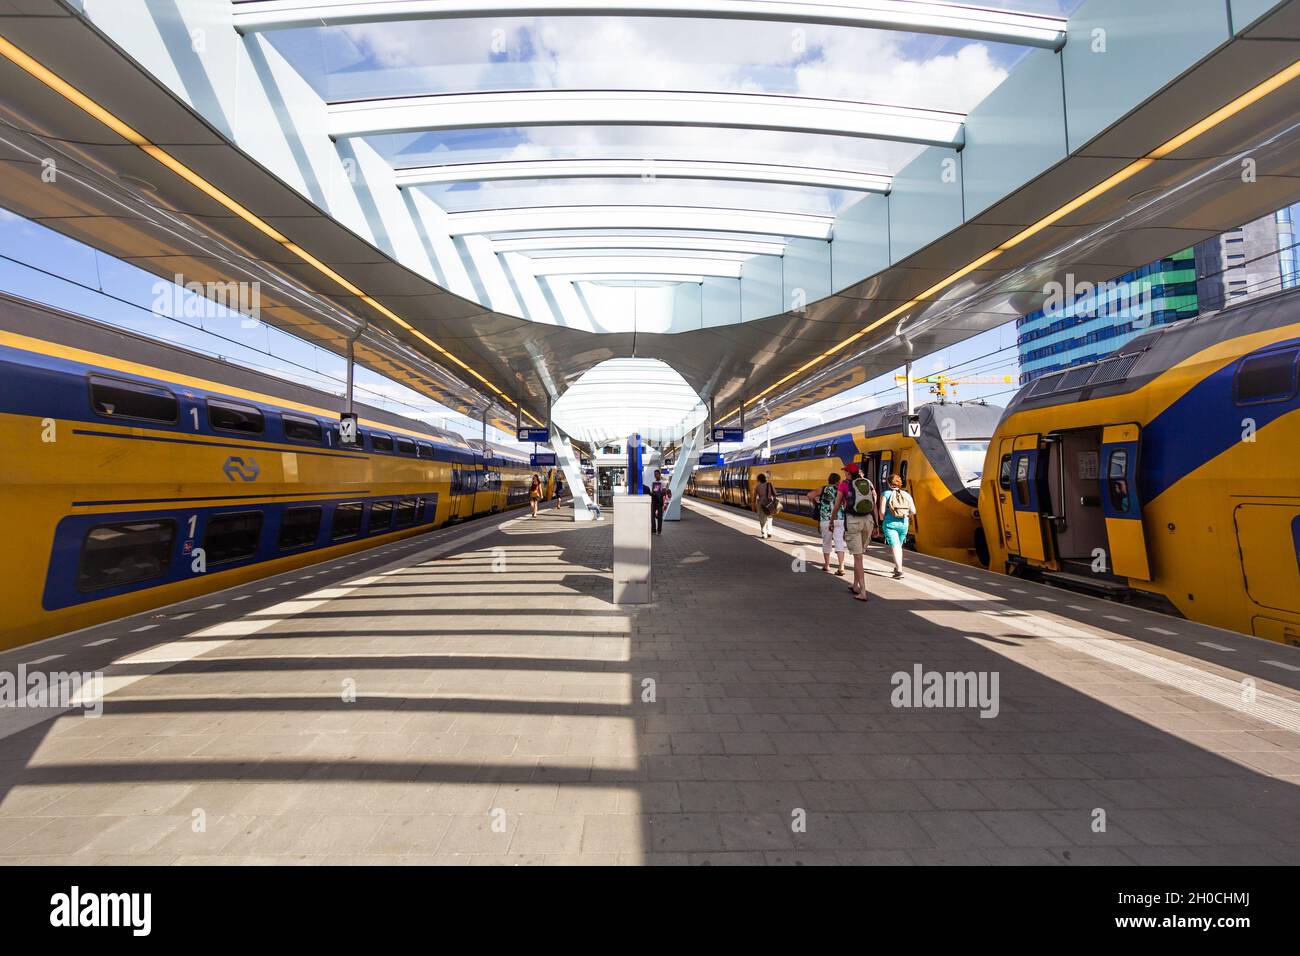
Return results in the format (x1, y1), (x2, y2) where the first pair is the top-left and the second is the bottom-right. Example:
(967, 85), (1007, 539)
(1235, 348), (1299, 405)
(369, 500), (394, 532)
(203, 511), (264, 565)
(208, 399), (264, 435)
(999, 455), (1012, 490)
(395, 498), (418, 527)
(416, 441), (434, 459)
(89, 375), (177, 424)
(395, 437), (417, 456)
(370, 433), (394, 453)
(331, 502), (363, 540)
(898, 460), (909, 484)
(1014, 456), (1031, 505)
(77, 519), (175, 592)
(278, 507), (322, 550)
(282, 414), (323, 444)
(1107, 450), (1132, 514)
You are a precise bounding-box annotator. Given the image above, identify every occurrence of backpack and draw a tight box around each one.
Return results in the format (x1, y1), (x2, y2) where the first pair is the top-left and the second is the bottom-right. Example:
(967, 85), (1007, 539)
(887, 488), (915, 519)
(818, 484), (839, 520)
(848, 476), (876, 516)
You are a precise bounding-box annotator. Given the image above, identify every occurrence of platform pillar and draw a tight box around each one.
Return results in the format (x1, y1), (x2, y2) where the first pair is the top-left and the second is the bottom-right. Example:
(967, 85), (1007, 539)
(613, 493), (652, 603)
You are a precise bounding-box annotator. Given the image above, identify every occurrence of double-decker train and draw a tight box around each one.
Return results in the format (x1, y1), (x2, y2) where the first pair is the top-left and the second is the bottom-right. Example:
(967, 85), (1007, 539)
(0, 293), (553, 650)
(688, 401), (1001, 566)
(690, 288), (1300, 645)
(978, 287), (1300, 645)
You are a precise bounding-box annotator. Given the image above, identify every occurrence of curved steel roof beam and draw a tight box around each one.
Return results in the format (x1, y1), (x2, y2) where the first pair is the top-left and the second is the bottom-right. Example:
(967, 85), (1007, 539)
(524, 248), (755, 261)
(490, 235), (789, 255)
(327, 90), (965, 148)
(446, 205), (835, 239)
(396, 159), (891, 193)
(234, 0), (1067, 50)
(528, 255), (746, 277)
(552, 273), (709, 283)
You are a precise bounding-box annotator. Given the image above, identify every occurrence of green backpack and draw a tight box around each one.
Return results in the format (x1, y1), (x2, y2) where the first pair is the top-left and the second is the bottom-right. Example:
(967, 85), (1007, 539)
(849, 476), (876, 516)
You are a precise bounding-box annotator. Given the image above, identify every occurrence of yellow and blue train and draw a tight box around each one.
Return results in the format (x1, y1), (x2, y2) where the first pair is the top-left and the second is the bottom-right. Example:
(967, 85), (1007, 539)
(978, 287), (1300, 645)
(688, 401), (1002, 566)
(0, 292), (550, 650)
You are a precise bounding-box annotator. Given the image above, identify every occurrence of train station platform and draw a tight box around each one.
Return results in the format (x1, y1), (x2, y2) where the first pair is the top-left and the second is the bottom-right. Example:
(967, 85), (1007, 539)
(3, 500), (1300, 866)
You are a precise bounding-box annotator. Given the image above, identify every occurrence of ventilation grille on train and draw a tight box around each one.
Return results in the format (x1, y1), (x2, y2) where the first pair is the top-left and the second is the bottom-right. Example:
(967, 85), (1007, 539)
(1086, 352), (1141, 385)
(1057, 365), (1096, 391)
(1025, 351), (1142, 399)
(1026, 372), (1065, 397)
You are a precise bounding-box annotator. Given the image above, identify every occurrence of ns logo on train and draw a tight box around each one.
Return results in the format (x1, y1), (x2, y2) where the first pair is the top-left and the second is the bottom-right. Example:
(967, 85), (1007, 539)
(222, 456), (260, 481)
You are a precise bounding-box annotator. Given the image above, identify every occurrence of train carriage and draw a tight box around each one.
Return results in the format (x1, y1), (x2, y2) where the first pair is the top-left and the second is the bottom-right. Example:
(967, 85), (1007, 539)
(688, 401), (1001, 566)
(0, 293), (533, 649)
(979, 287), (1300, 645)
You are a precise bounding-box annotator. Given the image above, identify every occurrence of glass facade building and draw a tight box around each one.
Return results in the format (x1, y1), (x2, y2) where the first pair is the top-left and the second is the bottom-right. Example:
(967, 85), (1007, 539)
(1016, 206), (1299, 384)
(1015, 248), (1200, 384)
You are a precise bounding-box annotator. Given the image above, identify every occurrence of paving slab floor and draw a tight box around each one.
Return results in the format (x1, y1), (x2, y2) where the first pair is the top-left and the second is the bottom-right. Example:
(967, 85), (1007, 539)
(2, 498), (1300, 865)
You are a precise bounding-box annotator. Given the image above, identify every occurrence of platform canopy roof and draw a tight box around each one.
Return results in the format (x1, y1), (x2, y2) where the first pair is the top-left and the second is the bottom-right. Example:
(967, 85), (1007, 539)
(235, 0), (1072, 293)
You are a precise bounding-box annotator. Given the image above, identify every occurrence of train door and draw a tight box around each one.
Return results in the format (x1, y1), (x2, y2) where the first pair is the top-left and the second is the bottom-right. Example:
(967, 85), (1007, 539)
(471, 454), (493, 515)
(878, 450), (894, 490)
(862, 451), (880, 491)
(447, 465), (471, 521)
(1009, 434), (1050, 563)
(993, 438), (1020, 554)
(1099, 424), (1152, 580)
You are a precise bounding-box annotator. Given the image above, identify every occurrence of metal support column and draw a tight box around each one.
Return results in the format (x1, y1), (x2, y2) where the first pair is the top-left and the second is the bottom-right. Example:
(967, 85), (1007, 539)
(551, 422), (598, 521)
(904, 359), (914, 420)
(664, 420), (708, 521)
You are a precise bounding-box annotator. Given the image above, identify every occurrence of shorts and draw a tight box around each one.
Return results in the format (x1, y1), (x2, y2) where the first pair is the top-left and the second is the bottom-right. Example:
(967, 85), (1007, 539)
(819, 517), (845, 553)
(844, 514), (874, 556)
(882, 520), (909, 547)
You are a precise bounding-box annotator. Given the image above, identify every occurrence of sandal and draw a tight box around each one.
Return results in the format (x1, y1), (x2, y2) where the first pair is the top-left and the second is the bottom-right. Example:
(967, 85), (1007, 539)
(835, 568), (845, 576)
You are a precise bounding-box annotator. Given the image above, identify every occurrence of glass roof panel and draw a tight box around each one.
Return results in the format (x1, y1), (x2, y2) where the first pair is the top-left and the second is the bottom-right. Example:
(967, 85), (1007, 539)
(262, 16), (1034, 112)
(417, 177), (855, 216)
(373, 125), (911, 178)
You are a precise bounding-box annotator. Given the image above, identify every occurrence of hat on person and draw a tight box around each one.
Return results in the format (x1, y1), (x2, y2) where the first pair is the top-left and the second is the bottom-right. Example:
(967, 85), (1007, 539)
(843, 462), (860, 474)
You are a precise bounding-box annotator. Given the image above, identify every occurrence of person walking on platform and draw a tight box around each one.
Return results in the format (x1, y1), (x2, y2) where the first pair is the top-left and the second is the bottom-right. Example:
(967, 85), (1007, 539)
(834, 462), (876, 602)
(528, 473), (542, 517)
(878, 474), (915, 579)
(753, 473), (778, 539)
(649, 468), (671, 534)
(807, 471), (846, 576)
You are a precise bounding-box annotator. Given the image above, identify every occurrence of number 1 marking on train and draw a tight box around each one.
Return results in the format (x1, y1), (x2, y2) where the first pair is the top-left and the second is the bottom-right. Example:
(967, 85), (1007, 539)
(190, 407), (199, 429)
